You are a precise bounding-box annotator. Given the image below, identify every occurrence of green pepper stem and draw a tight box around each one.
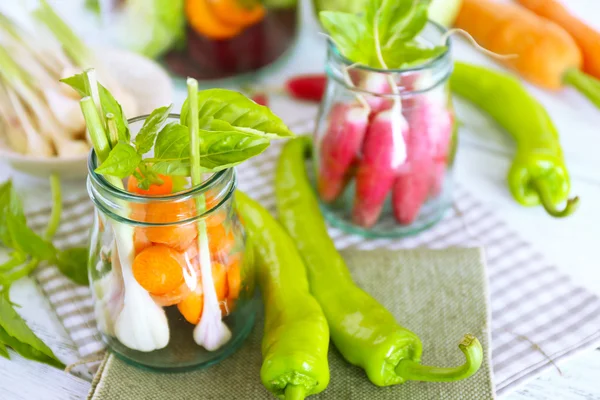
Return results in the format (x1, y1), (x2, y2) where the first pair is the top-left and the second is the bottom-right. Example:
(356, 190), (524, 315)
(284, 385), (306, 400)
(395, 334), (483, 382)
(563, 68), (600, 110)
(531, 179), (579, 218)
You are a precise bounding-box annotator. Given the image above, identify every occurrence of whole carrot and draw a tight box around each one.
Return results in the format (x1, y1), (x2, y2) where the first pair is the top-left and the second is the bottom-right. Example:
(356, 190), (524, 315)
(455, 0), (600, 108)
(516, 0), (600, 79)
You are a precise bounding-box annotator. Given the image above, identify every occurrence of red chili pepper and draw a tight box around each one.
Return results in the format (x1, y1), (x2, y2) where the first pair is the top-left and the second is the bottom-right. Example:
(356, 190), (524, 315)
(285, 74), (327, 102)
(251, 93), (269, 106)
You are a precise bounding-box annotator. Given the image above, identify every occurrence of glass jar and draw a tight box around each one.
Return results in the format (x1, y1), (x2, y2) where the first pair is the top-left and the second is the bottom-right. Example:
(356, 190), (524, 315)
(86, 115), (256, 371)
(164, 0), (299, 81)
(314, 22), (456, 238)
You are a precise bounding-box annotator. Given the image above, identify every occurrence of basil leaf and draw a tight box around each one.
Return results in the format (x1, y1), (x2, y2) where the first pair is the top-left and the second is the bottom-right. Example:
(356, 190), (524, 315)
(154, 122), (190, 161)
(0, 295), (63, 368)
(134, 104), (172, 154)
(382, 43), (447, 69)
(60, 73), (130, 141)
(95, 142), (142, 178)
(181, 89), (293, 138)
(151, 161), (190, 176)
(197, 130), (270, 171)
(56, 248), (89, 286)
(6, 213), (56, 261)
(319, 11), (374, 65)
(99, 85), (130, 142)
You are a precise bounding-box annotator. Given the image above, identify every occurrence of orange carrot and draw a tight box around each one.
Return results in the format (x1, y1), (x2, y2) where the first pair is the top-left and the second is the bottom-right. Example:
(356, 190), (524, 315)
(178, 289), (204, 324)
(207, 224), (235, 256)
(185, 0), (242, 40)
(226, 256), (241, 300)
(132, 245), (185, 295)
(127, 174), (173, 196)
(145, 200), (198, 250)
(152, 281), (192, 307)
(455, 0), (600, 107)
(516, 0), (600, 79)
(208, 0), (265, 28)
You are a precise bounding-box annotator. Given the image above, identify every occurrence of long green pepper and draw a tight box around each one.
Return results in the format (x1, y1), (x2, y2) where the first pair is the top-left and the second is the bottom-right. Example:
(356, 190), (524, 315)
(275, 137), (483, 387)
(450, 62), (579, 218)
(236, 191), (330, 400)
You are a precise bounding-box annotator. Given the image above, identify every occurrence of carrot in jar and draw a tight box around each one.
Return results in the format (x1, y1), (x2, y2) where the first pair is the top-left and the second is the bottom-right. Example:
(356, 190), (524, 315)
(185, 0), (243, 40)
(127, 174), (173, 196)
(208, 0), (265, 28)
(133, 227), (152, 254)
(132, 245), (185, 295)
(227, 255), (242, 300)
(152, 281), (193, 307)
(145, 200), (198, 250)
(207, 224), (235, 256)
(178, 289), (204, 324)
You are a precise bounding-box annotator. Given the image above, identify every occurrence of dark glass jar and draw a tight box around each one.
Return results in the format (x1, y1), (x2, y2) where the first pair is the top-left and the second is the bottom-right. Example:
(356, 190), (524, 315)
(87, 115), (256, 371)
(314, 22), (456, 238)
(165, 0), (299, 80)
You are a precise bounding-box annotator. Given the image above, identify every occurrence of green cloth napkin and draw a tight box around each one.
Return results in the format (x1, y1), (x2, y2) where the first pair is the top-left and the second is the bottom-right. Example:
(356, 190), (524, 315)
(88, 248), (495, 399)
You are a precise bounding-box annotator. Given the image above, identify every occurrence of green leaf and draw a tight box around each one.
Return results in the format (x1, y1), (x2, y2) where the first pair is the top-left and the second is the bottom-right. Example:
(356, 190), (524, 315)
(181, 89), (294, 138)
(95, 142), (142, 178)
(382, 43), (447, 69)
(55, 248), (89, 286)
(0, 341), (9, 359)
(134, 105), (172, 154)
(6, 213), (56, 261)
(60, 73), (130, 141)
(154, 122), (190, 161)
(151, 160), (190, 176)
(319, 11), (374, 65)
(0, 295), (63, 368)
(366, 0), (431, 54)
(197, 130), (270, 171)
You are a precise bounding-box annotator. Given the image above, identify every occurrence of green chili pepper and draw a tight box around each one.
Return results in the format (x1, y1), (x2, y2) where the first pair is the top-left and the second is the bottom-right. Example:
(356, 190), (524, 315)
(236, 191), (330, 400)
(450, 62), (579, 218)
(274, 137), (484, 387)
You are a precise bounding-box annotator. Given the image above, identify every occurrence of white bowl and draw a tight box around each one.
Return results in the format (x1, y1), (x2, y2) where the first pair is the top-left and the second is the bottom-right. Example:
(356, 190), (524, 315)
(0, 47), (173, 179)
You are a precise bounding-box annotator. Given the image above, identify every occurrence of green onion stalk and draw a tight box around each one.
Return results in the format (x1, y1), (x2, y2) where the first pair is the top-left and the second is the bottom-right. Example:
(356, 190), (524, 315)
(186, 78), (232, 350)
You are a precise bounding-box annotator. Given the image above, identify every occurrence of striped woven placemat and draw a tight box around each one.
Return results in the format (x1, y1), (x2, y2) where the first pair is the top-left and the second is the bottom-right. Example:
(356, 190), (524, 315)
(29, 141), (600, 397)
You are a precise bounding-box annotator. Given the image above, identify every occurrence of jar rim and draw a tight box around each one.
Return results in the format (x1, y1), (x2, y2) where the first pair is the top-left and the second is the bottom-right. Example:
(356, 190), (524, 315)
(87, 113), (228, 204)
(326, 19), (452, 73)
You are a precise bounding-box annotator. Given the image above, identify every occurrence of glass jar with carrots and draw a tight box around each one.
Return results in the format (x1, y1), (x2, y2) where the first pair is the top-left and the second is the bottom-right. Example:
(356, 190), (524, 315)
(165, 0), (298, 80)
(87, 114), (256, 369)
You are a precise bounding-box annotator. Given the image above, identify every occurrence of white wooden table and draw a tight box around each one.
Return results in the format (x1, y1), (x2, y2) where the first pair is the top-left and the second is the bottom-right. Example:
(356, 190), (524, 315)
(0, 1), (599, 399)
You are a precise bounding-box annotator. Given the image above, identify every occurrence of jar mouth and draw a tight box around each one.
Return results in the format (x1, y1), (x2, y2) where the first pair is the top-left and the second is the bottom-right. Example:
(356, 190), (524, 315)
(327, 19), (452, 73)
(87, 113), (237, 225)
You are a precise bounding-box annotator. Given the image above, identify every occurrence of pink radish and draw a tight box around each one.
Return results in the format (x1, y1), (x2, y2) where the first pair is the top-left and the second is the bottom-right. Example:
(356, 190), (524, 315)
(353, 105), (408, 228)
(317, 102), (369, 203)
(392, 107), (435, 225)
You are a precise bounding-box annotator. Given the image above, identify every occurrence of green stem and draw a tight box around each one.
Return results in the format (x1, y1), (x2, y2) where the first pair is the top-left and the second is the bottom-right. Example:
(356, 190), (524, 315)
(395, 334), (483, 382)
(284, 385), (306, 400)
(84, 69), (106, 130)
(563, 68), (600, 110)
(106, 112), (119, 148)
(0, 253), (27, 271)
(44, 174), (62, 240)
(80, 96), (110, 162)
(531, 179), (579, 218)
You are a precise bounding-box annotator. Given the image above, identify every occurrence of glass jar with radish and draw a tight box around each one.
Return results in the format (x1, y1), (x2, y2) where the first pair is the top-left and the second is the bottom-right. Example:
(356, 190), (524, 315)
(70, 69), (292, 369)
(314, 18), (456, 237)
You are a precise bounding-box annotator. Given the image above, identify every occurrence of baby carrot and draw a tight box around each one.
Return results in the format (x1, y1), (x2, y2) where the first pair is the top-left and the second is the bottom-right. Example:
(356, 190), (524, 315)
(132, 245), (185, 295)
(516, 0), (600, 79)
(455, 0), (600, 108)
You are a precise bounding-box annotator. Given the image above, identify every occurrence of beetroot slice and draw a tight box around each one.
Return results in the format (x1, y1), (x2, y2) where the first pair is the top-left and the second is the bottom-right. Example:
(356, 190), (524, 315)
(317, 103), (369, 203)
(353, 107), (408, 228)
